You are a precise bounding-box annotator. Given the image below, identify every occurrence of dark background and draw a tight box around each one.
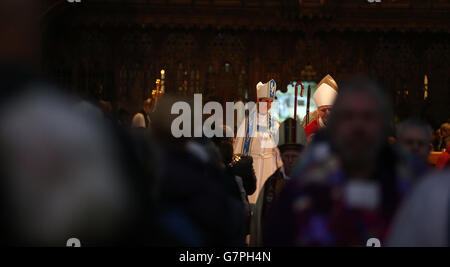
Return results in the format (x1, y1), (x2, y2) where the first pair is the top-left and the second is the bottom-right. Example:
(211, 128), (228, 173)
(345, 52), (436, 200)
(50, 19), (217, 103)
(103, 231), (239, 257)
(40, 0), (450, 128)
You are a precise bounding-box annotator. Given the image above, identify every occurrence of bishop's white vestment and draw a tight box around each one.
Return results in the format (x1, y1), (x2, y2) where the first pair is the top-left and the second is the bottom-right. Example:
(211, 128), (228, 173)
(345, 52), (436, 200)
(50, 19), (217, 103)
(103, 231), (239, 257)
(233, 107), (283, 204)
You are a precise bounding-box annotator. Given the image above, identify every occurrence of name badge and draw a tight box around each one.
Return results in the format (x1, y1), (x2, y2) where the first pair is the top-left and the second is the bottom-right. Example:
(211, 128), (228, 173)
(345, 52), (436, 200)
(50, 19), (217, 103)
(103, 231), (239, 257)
(345, 180), (380, 210)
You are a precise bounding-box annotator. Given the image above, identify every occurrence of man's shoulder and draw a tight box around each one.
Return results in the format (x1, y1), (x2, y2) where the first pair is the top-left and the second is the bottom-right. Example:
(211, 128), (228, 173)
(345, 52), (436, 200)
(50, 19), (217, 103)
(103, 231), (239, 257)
(263, 169), (289, 198)
(304, 119), (319, 137)
(305, 118), (318, 127)
(264, 168), (284, 185)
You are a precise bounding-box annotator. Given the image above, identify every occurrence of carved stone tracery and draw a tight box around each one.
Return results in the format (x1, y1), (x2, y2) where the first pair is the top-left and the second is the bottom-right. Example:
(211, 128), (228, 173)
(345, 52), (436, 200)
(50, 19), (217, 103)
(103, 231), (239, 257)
(41, 0), (450, 126)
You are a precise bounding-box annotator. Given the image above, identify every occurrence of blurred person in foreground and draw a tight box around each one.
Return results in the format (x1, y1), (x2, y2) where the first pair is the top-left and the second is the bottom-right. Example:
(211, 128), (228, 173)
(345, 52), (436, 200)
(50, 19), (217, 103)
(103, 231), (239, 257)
(211, 125), (257, 246)
(396, 119), (432, 165)
(0, 0), (155, 246)
(148, 96), (245, 246)
(387, 170), (450, 246)
(250, 121), (305, 246)
(264, 76), (427, 246)
(0, 90), (155, 246)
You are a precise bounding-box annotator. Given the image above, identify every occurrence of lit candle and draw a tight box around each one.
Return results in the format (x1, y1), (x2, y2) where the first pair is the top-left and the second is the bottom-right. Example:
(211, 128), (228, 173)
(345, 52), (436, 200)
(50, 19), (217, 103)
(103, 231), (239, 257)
(160, 69), (165, 93)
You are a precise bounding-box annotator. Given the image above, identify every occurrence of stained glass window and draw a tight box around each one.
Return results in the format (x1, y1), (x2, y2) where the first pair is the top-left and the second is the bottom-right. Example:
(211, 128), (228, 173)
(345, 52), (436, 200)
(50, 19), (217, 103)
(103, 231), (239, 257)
(275, 81), (318, 123)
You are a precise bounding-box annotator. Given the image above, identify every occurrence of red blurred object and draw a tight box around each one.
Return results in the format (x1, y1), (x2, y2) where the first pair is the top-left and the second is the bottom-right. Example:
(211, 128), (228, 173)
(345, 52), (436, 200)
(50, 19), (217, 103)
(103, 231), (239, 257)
(435, 145), (450, 169)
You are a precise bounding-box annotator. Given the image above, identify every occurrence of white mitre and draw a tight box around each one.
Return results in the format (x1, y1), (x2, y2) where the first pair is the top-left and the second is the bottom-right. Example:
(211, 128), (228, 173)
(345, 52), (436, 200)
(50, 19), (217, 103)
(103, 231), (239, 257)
(256, 79), (277, 99)
(313, 74), (338, 107)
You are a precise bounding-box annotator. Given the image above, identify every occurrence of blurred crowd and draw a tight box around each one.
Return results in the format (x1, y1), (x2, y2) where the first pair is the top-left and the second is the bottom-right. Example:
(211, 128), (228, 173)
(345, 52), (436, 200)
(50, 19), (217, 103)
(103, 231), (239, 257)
(1, 74), (448, 247)
(0, 0), (449, 247)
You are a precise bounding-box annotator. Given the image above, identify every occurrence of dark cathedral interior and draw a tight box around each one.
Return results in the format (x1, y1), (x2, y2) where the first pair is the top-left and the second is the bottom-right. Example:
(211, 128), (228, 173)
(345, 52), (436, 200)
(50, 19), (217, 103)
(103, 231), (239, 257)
(1, 0), (450, 252)
(41, 0), (449, 126)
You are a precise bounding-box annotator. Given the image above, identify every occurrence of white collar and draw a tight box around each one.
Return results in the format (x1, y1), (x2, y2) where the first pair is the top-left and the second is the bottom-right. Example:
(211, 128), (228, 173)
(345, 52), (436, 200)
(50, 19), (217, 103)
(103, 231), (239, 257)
(280, 166), (290, 180)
